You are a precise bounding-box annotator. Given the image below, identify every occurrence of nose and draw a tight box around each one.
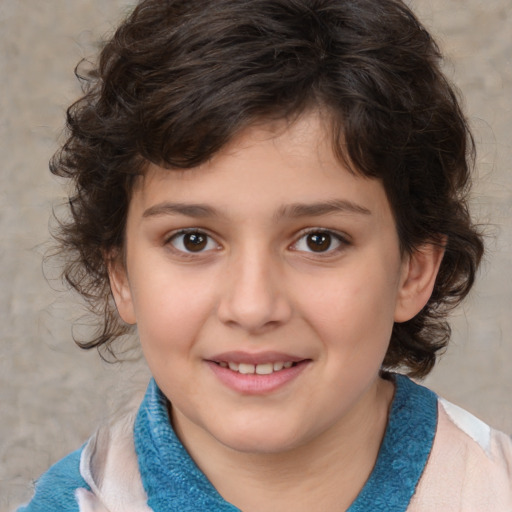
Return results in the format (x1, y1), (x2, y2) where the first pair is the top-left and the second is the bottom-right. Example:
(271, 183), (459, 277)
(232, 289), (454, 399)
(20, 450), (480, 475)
(217, 245), (292, 334)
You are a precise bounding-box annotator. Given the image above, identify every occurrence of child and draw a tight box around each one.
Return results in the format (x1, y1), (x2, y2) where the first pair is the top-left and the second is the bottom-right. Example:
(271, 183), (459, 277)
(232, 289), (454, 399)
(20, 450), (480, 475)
(18, 0), (512, 510)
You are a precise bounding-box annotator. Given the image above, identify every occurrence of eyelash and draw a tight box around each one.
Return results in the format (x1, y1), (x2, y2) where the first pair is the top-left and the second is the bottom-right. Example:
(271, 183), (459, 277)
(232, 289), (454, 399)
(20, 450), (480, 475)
(164, 228), (350, 256)
(165, 229), (220, 255)
(290, 229), (350, 255)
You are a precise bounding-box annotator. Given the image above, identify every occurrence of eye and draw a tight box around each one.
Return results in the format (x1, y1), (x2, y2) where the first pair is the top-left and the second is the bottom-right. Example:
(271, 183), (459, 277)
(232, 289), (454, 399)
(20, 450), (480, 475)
(292, 230), (347, 254)
(168, 230), (219, 253)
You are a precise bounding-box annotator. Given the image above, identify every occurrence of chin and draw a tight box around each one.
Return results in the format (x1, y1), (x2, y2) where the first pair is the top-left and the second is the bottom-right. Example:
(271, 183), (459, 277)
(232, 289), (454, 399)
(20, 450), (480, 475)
(222, 436), (298, 455)
(212, 421), (310, 455)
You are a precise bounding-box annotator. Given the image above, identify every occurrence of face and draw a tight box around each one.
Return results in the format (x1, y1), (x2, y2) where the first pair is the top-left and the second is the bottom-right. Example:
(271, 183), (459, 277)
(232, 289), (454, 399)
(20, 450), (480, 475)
(110, 113), (437, 455)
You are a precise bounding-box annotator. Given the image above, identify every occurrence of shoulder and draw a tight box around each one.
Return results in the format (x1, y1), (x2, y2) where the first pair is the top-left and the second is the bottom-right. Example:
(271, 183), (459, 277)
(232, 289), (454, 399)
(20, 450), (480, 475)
(410, 396), (512, 511)
(18, 407), (151, 512)
(17, 446), (89, 512)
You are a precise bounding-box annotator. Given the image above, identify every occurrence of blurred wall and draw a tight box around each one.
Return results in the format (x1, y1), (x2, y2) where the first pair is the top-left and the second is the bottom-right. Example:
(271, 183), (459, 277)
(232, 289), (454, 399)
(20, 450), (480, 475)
(1, 0), (511, 509)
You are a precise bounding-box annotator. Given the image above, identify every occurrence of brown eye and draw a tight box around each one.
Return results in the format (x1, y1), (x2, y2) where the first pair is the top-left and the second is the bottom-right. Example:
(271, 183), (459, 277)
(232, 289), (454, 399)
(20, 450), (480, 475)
(306, 232), (332, 252)
(169, 231), (217, 253)
(292, 230), (346, 254)
(183, 232), (207, 251)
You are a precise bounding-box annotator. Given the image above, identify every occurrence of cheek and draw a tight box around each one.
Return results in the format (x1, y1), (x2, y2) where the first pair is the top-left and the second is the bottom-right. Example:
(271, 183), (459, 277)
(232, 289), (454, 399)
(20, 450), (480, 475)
(131, 269), (218, 357)
(296, 261), (400, 351)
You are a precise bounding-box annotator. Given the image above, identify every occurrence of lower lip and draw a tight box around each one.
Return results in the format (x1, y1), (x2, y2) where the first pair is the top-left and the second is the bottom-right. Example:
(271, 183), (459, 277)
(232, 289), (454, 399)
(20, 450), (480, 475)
(206, 361), (310, 395)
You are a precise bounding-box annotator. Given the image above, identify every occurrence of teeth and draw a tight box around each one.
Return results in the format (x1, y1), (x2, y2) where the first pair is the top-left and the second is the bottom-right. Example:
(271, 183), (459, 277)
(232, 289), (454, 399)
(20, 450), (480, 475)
(219, 361), (295, 374)
(255, 363), (273, 375)
(238, 363), (255, 374)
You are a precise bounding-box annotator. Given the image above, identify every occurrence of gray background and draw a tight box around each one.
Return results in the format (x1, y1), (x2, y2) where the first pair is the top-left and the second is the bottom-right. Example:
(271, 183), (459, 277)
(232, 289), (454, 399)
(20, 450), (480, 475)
(1, 0), (511, 509)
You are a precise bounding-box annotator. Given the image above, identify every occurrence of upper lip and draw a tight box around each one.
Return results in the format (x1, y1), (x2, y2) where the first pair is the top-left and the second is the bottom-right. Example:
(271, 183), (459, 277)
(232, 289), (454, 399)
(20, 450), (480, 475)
(207, 351), (307, 365)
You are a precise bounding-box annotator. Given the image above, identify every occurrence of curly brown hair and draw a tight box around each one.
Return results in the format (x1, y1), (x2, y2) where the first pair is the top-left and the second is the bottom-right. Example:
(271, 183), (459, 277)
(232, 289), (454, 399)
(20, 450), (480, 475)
(51, 0), (483, 377)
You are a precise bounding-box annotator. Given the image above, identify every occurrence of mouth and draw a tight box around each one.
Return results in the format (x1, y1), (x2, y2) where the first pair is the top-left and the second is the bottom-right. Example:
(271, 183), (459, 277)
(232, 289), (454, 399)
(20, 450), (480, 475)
(206, 352), (310, 394)
(215, 361), (297, 375)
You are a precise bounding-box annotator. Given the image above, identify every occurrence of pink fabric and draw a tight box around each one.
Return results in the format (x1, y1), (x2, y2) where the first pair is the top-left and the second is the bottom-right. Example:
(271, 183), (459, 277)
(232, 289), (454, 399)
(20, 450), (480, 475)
(75, 396), (512, 511)
(409, 401), (512, 511)
(77, 412), (152, 512)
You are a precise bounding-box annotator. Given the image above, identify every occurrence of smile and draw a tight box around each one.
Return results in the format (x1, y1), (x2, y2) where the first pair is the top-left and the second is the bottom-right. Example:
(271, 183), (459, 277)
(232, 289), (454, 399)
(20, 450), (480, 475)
(206, 353), (310, 394)
(217, 361), (295, 375)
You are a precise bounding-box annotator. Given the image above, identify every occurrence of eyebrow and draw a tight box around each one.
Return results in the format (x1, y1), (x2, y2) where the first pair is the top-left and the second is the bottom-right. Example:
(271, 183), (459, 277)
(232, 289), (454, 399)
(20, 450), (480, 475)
(142, 202), (219, 219)
(142, 199), (372, 220)
(275, 199), (372, 219)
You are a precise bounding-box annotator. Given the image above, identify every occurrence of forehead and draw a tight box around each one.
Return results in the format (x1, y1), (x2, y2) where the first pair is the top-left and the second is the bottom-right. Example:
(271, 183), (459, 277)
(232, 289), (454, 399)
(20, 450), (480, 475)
(130, 112), (392, 222)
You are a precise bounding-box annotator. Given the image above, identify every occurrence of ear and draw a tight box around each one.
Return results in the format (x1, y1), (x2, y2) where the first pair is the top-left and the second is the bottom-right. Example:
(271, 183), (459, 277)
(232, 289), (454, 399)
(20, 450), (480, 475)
(106, 252), (137, 325)
(394, 242), (445, 323)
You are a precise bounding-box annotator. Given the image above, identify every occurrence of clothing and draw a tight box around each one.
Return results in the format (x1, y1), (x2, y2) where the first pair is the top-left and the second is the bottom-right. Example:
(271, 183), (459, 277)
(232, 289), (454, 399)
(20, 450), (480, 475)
(18, 375), (512, 512)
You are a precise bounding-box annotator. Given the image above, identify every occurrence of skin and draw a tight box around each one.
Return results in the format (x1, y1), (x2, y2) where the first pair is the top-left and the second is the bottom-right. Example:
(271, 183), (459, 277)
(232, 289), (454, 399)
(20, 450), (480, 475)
(109, 112), (443, 511)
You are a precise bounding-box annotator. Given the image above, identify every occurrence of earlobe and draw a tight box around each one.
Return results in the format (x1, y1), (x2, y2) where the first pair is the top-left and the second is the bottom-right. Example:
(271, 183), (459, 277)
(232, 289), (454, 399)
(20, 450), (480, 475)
(107, 254), (137, 325)
(394, 242), (445, 323)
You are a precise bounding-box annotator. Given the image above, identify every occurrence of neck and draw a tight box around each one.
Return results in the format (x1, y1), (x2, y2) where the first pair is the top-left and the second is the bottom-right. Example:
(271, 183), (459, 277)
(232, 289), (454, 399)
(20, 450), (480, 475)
(173, 376), (394, 512)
